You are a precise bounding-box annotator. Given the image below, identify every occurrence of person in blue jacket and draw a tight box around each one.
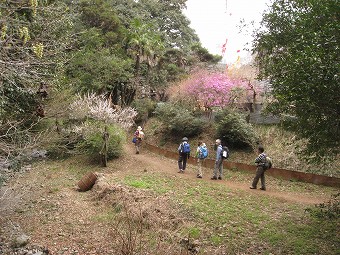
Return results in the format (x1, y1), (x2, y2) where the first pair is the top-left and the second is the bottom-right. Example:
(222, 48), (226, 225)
(178, 137), (190, 173)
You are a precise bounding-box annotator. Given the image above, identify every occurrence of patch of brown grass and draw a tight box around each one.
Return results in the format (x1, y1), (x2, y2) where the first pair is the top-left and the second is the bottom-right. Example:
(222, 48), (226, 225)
(91, 176), (199, 255)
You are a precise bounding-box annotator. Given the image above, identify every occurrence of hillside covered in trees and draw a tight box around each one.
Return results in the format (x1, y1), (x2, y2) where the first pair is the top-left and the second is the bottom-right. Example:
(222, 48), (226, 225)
(1, 0), (339, 177)
(0, 0), (221, 168)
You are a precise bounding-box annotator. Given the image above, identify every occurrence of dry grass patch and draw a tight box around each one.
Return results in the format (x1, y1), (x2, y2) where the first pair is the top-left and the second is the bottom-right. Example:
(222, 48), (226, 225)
(90, 175), (201, 254)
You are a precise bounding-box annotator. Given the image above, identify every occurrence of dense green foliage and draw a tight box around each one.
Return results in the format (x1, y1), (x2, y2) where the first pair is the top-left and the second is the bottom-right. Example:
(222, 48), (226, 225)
(131, 98), (157, 124)
(76, 121), (126, 161)
(253, 0), (340, 161)
(1, 0), (218, 120)
(215, 109), (257, 149)
(154, 102), (206, 137)
(63, 0), (220, 105)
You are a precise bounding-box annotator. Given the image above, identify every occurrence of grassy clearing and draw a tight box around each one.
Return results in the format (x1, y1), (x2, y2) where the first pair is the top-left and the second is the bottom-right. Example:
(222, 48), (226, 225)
(121, 172), (339, 255)
(12, 154), (337, 255)
(34, 158), (340, 254)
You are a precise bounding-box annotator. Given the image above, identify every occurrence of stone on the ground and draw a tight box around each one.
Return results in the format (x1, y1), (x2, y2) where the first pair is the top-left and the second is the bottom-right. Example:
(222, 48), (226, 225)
(12, 234), (30, 248)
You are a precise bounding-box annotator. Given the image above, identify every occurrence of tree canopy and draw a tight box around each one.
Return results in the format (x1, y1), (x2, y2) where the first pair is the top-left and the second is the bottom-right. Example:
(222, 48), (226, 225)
(253, 0), (340, 161)
(63, 0), (221, 105)
(0, 0), (221, 159)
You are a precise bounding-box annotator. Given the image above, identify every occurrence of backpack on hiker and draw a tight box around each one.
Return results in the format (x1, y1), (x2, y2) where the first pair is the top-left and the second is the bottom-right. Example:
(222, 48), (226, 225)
(264, 157), (272, 170)
(220, 146), (230, 159)
(181, 142), (191, 154)
(199, 146), (208, 159)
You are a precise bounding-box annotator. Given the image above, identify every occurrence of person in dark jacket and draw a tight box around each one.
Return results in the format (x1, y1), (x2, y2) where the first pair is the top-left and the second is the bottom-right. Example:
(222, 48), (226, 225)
(178, 137), (190, 173)
(250, 146), (267, 190)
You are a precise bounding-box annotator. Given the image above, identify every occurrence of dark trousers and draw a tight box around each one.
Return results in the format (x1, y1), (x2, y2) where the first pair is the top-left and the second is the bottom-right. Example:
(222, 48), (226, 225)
(178, 153), (188, 170)
(252, 166), (266, 189)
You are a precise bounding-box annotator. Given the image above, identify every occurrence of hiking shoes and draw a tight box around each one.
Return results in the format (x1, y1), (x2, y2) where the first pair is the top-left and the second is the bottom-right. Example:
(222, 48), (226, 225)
(218, 177), (222, 180)
(260, 187), (266, 191)
(211, 177), (217, 180)
(197, 175), (202, 178)
(249, 186), (256, 189)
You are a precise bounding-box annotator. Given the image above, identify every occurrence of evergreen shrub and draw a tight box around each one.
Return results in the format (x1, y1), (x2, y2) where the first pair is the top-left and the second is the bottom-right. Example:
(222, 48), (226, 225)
(76, 121), (126, 161)
(154, 102), (206, 137)
(215, 109), (257, 149)
(131, 98), (157, 124)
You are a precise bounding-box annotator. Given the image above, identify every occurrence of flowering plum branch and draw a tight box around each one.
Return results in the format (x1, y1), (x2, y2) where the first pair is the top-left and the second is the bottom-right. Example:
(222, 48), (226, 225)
(69, 93), (137, 130)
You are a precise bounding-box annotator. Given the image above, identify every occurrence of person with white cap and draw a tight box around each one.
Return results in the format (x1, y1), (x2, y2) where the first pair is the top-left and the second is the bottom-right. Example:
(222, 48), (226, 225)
(134, 126), (145, 154)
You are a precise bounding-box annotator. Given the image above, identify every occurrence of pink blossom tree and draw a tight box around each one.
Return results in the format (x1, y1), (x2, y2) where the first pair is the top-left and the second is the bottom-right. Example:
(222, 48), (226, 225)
(184, 70), (249, 110)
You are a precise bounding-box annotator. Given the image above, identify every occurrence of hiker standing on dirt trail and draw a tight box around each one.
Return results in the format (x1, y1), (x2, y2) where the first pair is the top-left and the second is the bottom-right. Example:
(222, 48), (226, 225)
(211, 139), (223, 180)
(134, 126), (145, 154)
(196, 142), (208, 178)
(250, 145), (267, 191)
(178, 137), (190, 173)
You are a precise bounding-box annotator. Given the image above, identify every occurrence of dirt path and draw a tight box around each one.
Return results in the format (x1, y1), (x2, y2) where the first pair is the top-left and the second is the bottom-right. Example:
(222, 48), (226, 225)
(127, 143), (333, 205)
